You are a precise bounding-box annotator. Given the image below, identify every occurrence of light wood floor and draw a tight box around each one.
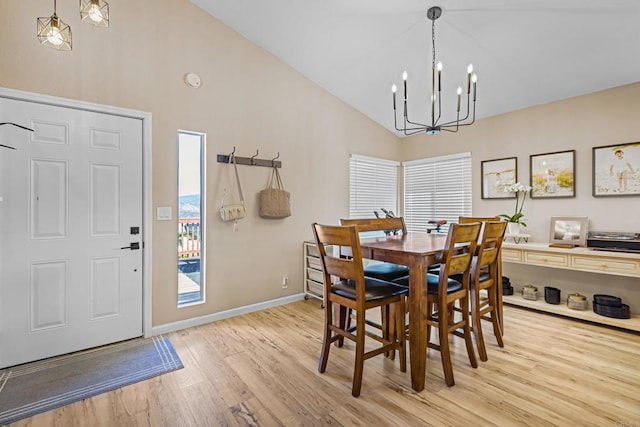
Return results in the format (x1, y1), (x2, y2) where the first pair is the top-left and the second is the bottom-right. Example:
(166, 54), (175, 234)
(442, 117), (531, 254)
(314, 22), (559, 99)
(13, 299), (640, 426)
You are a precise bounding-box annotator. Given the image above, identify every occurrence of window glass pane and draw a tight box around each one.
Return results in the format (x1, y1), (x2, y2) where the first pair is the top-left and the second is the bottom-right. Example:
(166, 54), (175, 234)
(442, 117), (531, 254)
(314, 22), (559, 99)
(349, 155), (399, 220)
(403, 152), (472, 233)
(178, 131), (205, 306)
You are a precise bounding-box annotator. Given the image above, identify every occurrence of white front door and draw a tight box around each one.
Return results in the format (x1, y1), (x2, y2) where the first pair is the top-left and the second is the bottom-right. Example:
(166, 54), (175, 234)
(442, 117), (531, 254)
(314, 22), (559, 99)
(0, 97), (143, 368)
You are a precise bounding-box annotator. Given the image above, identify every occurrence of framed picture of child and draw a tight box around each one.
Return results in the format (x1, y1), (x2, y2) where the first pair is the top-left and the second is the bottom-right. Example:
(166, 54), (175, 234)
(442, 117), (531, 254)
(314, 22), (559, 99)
(593, 142), (640, 197)
(530, 150), (575, 198)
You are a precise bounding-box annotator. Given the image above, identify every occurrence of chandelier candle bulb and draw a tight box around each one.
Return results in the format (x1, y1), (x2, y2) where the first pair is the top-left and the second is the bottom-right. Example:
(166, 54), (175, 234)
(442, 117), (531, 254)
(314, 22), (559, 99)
(466, 64), (473, 93)
(392, 85), (397, 110)
(456, 87), (462, 112)
(472, 74), (477, 101)
(402, 71), (408, 100)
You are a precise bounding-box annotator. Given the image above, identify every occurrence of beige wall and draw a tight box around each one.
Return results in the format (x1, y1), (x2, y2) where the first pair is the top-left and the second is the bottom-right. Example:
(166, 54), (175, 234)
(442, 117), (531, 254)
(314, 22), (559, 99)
(0, 0), (400, 326)
(402, 82), (640, 242)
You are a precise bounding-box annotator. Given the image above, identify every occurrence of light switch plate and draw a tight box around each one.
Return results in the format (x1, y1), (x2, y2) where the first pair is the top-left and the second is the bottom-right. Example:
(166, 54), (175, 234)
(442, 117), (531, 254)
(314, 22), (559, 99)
(156, 206), (172, 221)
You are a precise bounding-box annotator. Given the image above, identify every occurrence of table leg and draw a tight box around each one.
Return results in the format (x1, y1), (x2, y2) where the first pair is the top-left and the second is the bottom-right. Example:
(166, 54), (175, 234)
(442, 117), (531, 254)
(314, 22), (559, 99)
(408, 262), (426, 392)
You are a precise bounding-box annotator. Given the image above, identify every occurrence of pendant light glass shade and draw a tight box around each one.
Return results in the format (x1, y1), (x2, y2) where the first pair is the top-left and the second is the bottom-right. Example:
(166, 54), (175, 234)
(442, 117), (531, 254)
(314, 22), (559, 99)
(80, 0), (109, 27)
(37, 12), (72, 51)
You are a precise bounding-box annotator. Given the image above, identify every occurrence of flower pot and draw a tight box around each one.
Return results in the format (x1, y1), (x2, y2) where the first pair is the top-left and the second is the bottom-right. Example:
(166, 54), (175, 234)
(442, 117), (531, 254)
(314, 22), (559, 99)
(507, 222), (521, 235)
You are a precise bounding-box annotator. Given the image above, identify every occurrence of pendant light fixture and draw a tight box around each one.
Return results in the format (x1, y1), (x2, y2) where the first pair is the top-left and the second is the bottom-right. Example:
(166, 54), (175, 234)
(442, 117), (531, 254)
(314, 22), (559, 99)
(80, 0), (109, 28)
(37, 0), (72, 51)
(36, 0), (109, 51)
(391, 6), (477, 136)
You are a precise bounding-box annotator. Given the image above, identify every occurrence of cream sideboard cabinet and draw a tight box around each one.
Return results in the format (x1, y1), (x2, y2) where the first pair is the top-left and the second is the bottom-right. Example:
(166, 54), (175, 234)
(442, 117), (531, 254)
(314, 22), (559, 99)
(501, 242), (640, 331)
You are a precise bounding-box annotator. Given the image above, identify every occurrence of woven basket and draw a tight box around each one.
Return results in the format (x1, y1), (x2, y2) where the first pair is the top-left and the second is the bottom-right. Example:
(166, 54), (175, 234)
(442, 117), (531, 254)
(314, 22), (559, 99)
(522, 285), (538, 301)
(567, 293), (588, 310)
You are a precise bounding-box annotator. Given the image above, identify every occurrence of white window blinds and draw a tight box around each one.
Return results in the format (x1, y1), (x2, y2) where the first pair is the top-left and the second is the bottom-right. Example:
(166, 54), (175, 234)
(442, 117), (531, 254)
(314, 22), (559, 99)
(349, 154), (399, 219)
(403, 152), (472, 233)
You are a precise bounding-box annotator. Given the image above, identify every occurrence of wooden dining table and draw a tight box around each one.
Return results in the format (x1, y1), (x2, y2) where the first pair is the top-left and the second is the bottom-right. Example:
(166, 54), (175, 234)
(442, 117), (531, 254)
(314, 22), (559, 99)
(358, 232), (448, 392)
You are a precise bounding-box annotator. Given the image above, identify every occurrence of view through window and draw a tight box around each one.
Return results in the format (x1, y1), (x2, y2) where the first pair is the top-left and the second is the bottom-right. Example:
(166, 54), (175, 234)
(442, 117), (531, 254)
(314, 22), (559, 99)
(177, 131), (205, 306)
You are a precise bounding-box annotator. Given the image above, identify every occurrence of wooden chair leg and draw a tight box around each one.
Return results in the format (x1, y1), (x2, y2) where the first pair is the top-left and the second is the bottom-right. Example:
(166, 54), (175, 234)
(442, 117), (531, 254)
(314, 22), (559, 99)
(488, 289), (505, 348)
(471, 289), (488, 362)
(318, 301), (333, 373)
(382, 305), (393, 359)
(337, 305), (347, 347)
(426, 301), (434, 345)
(438, 305), (455, 387)
(392, 300), (407, 372)
(461, 295), (478, 369)
(352, 308), (366, 397)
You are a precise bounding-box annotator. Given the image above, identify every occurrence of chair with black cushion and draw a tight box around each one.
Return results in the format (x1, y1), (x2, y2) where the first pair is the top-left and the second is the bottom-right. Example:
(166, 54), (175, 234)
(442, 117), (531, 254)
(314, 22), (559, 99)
(312, 223), (408, 397)
(340, 217), (409, 281)
(469, 221), (507, 361)
(393, 222), (481, 387)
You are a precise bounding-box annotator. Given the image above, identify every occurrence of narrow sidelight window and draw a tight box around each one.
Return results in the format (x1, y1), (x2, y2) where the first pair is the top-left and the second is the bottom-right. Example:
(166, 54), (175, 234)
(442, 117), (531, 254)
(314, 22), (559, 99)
(177, 131), (205, 306)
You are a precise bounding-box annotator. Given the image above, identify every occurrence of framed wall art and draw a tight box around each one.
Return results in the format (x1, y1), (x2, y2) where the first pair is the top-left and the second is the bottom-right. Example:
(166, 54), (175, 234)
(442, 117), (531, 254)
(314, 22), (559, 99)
(481, 157), (517, 199)
(529, 150), (575, 198)
(548, 216), (589, 248)
(593, 142), (640, 197)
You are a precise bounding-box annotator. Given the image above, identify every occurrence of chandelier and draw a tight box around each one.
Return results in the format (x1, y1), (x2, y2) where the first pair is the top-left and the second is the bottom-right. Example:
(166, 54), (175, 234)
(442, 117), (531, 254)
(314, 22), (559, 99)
(392, 6), (477, 136)
(37, 0), (109, 51)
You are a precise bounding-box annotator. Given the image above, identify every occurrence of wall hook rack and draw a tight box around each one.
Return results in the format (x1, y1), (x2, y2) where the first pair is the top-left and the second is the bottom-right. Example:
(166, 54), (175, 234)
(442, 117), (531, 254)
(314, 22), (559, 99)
(217, 149), (282, 168)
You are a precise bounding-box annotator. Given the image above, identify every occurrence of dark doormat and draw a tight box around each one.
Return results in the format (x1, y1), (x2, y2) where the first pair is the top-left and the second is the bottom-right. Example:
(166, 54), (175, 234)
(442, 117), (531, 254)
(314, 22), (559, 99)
(0, 335), (183, 425)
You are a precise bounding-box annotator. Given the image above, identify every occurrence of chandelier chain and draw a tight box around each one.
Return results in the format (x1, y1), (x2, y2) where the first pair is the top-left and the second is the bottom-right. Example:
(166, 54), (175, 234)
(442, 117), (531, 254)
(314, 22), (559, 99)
(431, 17), (436, 70)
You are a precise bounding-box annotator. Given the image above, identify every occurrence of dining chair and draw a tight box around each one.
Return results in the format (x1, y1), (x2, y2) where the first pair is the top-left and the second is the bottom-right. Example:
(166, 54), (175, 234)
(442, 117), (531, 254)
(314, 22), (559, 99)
(458, 216), (500, 224)
(468, 221), (507, 361)
(393, 222), (481, 387)
(311, 223), (408, 397)
(340, 217), (409, 281)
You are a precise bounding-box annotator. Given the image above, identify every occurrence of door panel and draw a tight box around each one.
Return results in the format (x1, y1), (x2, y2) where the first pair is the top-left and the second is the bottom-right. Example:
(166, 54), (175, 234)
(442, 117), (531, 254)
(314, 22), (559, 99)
(30, 260), (68, 331)
(31, 158), (68, 239)
(90, 256), (121, 319)
(90, 163), (120, 236)
(0, 96), (143, 368)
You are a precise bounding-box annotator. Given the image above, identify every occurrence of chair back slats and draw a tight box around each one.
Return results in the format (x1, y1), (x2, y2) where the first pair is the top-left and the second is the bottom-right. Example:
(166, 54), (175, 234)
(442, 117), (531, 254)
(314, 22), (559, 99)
(340, 217), (407, 235)
(312, 223), (365, 298)
(477, 221), (507, 268)
(323, 256), (361, 282)
(440, 223), (482, 288)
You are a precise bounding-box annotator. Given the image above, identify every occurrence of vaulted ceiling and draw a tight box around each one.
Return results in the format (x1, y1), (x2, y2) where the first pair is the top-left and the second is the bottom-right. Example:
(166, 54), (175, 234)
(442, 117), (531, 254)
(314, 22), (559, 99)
(191, 0), (640, 136)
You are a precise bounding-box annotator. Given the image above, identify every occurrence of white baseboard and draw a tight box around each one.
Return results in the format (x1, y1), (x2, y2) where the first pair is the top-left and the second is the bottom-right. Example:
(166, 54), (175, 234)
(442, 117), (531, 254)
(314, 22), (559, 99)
(151, 293), (306, 336)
